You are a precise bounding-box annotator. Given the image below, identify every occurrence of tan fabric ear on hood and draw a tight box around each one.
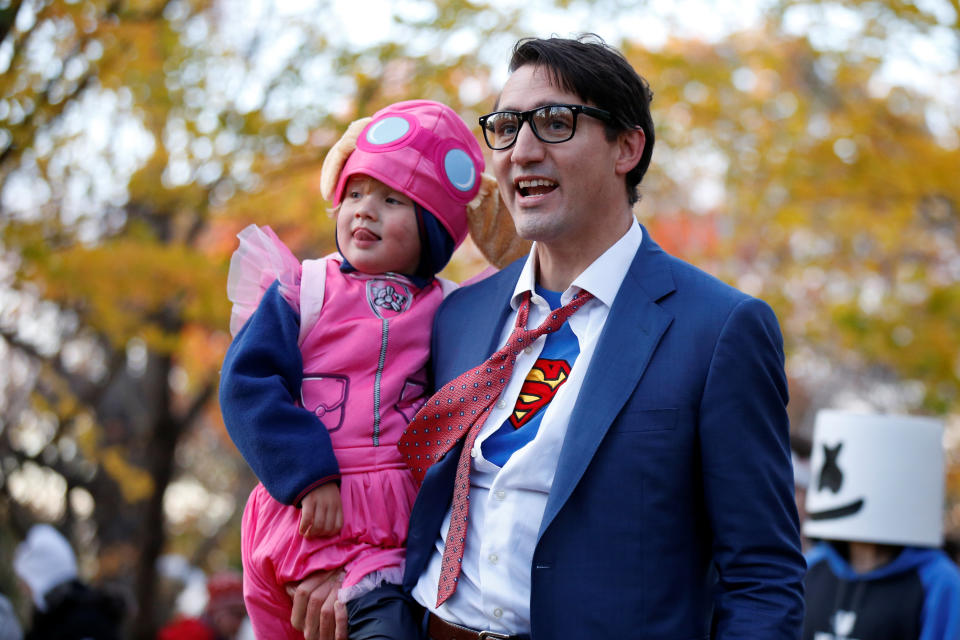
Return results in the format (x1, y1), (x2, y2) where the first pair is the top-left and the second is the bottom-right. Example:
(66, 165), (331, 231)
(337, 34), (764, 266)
(466, 173), (531, 269)
(319, 117), (373, 203)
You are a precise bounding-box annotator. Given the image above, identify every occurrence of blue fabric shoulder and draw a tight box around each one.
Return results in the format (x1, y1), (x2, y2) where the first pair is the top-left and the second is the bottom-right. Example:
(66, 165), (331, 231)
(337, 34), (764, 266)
(219, 280), (340, 505)
(429, 257), (524, 393)
(915, 548), (960, 640)
(804, 542), (832, 569)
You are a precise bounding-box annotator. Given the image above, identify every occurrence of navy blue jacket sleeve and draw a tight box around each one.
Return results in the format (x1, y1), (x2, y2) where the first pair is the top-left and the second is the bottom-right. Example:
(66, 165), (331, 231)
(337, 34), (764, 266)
(700, 298), (806, 638)
(219, 281), (339, 505)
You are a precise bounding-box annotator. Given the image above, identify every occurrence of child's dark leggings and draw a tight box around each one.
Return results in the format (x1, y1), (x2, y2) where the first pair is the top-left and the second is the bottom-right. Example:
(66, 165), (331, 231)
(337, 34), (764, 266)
(346, 583), (425, 640)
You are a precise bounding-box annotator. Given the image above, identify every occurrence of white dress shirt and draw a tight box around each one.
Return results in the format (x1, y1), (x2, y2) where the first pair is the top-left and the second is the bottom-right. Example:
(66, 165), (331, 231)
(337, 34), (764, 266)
(413, 220), (643, 633)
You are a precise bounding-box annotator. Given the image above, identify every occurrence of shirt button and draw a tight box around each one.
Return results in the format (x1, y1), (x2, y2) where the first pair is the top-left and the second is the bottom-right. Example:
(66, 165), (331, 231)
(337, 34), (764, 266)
(496, 399), (506, 409)
(523, 346), (533, 354)
(488, 553), (499, 564)
(470, 447), (478, 458)
(494, 490), (506, 500)
(493, 608), (503, 618)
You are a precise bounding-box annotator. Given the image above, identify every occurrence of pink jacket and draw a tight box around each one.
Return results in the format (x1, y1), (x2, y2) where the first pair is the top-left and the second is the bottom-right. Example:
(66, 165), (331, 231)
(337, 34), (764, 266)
(223, 225), (449, 636)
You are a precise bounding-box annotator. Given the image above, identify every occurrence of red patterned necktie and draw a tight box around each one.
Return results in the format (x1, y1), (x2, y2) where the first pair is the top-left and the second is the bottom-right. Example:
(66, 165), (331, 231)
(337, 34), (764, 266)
(399, 288), (593, 607)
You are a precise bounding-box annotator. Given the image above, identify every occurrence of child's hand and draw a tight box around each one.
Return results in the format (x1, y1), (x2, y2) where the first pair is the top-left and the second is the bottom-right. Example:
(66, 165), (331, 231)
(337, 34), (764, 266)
(299, 483), (343, 538)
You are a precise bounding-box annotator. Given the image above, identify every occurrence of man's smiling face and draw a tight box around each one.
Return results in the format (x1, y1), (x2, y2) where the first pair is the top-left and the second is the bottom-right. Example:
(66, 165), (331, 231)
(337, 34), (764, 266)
(492, 64), (627, 252)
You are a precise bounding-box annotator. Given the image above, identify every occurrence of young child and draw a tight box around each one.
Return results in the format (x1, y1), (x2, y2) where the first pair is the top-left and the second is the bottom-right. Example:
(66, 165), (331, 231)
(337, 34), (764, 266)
(218, 100), (496, 638)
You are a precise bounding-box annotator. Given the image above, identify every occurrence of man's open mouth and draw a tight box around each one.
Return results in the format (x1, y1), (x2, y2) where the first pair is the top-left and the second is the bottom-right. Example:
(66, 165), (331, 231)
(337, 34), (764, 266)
(516, 178), (558, 197)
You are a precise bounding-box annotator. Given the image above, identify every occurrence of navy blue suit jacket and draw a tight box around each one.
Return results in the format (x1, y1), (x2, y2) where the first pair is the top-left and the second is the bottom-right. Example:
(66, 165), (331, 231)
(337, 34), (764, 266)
(404, 228), (805, 638)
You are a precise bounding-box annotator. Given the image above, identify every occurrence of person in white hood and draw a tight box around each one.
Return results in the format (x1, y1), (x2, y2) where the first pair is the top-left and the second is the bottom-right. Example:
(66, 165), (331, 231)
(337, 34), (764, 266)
(13, 524), (124, 640)
(13, 524), (79, 612)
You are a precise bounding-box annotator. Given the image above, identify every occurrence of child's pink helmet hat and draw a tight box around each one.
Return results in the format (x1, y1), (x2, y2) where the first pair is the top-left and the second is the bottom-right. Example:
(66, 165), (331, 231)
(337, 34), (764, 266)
(320, 100), (485, 248)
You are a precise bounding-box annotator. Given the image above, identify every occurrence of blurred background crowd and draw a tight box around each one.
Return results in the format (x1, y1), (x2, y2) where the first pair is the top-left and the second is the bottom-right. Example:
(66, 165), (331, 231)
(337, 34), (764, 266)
(1, 523), (249, 639)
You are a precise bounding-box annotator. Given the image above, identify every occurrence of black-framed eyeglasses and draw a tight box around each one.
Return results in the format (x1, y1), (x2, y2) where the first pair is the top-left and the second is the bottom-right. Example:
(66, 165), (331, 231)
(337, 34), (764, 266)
(478, 104), (613, 151)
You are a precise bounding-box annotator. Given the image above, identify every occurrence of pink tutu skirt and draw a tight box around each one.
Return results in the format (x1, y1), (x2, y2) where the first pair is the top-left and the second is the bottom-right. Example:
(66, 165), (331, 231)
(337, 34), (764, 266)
(227, 224), (303, 336)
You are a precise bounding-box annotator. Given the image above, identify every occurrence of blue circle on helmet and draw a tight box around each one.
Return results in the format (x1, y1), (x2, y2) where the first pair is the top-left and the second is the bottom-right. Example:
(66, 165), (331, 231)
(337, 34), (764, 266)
(366, 117), (411, 145)
(444, 149), (476, 192)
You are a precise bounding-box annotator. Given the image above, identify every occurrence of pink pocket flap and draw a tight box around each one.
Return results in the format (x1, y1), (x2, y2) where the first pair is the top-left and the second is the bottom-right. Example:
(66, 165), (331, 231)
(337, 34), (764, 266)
(301, 374), (349, 432)
(395, 378), (428, 423)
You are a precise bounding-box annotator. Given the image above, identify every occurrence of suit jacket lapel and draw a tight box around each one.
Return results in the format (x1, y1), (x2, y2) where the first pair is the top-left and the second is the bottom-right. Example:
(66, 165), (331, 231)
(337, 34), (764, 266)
(539, 233), (676, 539)
(449, 262), (523, 375)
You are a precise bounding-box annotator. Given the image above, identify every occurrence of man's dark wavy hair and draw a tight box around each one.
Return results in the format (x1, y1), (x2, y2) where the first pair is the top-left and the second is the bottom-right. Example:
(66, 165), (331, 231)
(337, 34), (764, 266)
(508, 34), (655, 205)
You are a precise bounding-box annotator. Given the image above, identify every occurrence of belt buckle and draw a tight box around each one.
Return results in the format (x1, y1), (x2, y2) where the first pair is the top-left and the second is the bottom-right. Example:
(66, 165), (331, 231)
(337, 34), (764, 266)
(478, 632), (511, 640)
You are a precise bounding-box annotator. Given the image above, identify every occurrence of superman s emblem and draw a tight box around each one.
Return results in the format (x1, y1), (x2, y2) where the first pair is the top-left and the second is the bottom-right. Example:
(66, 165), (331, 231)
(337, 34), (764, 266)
(509, 359), (571, 429)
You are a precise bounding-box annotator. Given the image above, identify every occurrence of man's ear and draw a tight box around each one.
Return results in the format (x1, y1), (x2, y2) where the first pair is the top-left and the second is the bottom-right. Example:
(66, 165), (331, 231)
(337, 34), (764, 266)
(614, 127), (645, 177)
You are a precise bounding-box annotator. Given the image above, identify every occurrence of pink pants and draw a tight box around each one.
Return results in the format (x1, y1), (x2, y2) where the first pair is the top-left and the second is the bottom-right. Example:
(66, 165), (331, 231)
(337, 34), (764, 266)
(240, 482), (410, 638)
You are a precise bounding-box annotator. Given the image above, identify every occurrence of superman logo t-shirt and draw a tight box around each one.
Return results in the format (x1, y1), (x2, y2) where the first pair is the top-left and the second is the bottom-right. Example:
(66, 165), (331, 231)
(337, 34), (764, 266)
(481, 286), (581, 467)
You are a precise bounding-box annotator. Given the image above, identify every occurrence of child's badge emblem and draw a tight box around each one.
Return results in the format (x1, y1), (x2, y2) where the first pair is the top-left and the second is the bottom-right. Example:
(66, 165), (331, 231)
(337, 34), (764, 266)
(366, 279), (412, 319)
